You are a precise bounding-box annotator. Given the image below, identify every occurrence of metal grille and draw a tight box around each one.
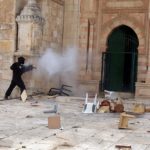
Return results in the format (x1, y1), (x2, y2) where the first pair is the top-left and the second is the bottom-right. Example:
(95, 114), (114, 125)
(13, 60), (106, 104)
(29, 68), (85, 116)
(101, 52), (137, 92)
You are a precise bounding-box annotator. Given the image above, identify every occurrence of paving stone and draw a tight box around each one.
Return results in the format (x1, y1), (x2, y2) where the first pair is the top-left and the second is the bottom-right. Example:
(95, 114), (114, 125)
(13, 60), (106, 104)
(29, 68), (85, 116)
(0, 96), (149, 149)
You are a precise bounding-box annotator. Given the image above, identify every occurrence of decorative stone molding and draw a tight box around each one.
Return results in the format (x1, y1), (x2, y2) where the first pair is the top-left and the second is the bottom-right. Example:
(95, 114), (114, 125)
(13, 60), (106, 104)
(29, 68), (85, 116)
(135, 82), (150, 98)
(16, 0), (44, 53)
(88, 18), (95, 25)
(86, 18), (96, 75)
(101, 15), (145, 48)
(0, 24), (12, 30)
(16, 0), (44, 24)
(52, 0), (64, 5)
(103, 0), (145, 9)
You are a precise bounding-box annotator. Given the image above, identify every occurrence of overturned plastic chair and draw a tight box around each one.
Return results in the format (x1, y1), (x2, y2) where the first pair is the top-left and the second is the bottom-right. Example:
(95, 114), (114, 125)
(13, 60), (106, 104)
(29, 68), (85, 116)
(82, 93), (98, 113)
(104, 90), (119, 100)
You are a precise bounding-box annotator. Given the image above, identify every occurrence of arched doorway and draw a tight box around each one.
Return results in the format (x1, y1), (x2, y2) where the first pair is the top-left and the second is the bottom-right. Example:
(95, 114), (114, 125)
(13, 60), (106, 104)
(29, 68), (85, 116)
(102, 25), (139, 92)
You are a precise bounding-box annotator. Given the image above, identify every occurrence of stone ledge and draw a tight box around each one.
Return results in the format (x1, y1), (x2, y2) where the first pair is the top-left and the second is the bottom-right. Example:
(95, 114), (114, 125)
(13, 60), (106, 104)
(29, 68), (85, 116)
(14, 51), (34, 57)
(78, 80), (99, 96)
(0, 24), (13, 30)
(135, 82), (150, 98)
(52, 0), (64, 5)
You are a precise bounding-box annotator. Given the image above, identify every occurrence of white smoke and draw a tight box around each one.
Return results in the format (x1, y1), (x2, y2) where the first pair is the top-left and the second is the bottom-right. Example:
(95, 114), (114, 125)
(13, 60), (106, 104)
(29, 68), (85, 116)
(38, 49), (62, 76)
(37, 47), (78, 76)
(34, 47), (78, 95)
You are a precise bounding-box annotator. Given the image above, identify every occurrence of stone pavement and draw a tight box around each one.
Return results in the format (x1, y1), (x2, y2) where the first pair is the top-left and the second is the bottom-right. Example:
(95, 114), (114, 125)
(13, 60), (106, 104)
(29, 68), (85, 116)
(0, 95), (150, 150)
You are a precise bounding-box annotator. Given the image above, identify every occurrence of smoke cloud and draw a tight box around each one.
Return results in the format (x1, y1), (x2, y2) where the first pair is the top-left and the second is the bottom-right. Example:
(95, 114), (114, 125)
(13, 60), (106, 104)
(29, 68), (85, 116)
(32, 47), (79, 95)
(37, 47), (78, 77)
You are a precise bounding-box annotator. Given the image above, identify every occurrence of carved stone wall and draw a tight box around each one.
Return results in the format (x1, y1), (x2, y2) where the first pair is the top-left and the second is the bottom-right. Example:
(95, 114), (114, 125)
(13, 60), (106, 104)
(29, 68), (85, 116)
(73, 0), (150, 96)
(16, 0), (44, 54)
(0, 0), (64, 97)
(41, 0), (64, 51)
(63, 0), (80, 48)
(78, 0), (99, 95)
(98, 0), (147, 82)
(100, 0), (149, 97)
(0, 0), (16, 97)
(35, 0), (64, 93)
(23, 0), (64, 93)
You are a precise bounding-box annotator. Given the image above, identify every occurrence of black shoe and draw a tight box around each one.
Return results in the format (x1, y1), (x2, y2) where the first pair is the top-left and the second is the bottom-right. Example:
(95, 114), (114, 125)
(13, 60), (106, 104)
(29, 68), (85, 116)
(4, 96), (8, 100)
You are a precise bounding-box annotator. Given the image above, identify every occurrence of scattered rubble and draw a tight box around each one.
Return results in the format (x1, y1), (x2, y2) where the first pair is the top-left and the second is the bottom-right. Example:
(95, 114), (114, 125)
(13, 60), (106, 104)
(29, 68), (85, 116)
(0, 94), (149, 149)
(115, 145), (131, 150)
(118, 112), (135, 129)
(43, 104), (58, 113)
(133, 103), (145, 114)
(48, 115), (61, 129)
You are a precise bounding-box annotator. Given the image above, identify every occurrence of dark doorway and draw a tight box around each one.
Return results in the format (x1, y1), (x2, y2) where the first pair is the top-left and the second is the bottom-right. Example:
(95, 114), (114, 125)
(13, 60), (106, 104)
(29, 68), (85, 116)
(101, 25), (139, 92)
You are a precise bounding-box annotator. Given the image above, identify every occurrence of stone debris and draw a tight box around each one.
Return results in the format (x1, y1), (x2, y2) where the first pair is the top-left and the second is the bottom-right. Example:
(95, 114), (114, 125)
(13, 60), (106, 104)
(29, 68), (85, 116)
(52, 142), (74, 150)
(0, 95), (150, 150)
(98, 98), (124, 113)
(0, 139), (13, 149)
(114, 104), (124, 113)
(48, 115), (61, 129)
(22, 145), (26, 148)
(118, 112), (135, 129)
(43, 104), (58, 113)
(115, 145), (132, 150)
(98, 105), (110, 113)
(145, 107), (150, 112)
(133, 103), (145, 114)
(25, 115), (33, 118)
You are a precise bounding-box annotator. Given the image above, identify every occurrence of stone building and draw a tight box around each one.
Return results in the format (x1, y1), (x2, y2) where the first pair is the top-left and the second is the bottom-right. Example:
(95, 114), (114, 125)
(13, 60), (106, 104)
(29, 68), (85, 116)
(0, 0), (150, 98)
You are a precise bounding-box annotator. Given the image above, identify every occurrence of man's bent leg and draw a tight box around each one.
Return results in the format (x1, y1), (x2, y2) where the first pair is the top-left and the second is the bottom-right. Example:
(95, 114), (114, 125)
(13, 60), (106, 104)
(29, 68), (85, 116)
(17, 79), (26, 95)
(5, 81), (16, 99)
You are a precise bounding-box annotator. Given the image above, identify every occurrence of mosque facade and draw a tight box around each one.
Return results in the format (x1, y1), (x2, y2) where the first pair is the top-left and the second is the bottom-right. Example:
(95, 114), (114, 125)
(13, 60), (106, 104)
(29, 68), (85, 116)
(0, 0), (150, 98)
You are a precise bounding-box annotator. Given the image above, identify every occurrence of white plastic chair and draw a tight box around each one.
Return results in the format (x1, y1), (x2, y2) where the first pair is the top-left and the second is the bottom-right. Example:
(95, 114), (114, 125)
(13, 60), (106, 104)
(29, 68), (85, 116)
(82, 93), (98, 113)
(104, 90), (119, 100)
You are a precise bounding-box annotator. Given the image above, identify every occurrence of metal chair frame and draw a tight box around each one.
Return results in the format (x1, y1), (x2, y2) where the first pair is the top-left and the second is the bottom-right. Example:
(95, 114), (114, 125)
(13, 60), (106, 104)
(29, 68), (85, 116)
(48, 84), (72, 96)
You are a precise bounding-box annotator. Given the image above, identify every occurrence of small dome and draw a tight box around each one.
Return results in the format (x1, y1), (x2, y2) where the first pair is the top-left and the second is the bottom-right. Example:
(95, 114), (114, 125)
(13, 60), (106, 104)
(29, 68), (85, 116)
(20, 0), (41, 17)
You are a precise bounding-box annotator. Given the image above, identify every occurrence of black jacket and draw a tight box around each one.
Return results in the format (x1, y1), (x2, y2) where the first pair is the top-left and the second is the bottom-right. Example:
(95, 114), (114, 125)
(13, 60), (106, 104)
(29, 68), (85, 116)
(10, 62), (33, 81)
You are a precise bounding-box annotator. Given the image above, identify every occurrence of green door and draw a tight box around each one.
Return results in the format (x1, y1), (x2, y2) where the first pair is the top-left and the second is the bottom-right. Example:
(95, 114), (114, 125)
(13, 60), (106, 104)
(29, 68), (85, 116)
(103, 25), (138, 92)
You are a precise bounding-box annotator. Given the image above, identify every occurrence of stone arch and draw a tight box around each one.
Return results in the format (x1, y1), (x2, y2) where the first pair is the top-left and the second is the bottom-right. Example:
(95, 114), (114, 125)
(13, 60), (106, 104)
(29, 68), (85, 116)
(102, 24), (139, 92)
(101, 15), (145, 51)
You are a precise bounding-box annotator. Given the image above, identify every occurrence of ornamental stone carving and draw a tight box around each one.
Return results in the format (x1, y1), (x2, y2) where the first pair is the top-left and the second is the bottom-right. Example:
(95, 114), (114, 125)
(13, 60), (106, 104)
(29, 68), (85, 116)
(16, 0), (44, 24)
(16, 0), (44, 54)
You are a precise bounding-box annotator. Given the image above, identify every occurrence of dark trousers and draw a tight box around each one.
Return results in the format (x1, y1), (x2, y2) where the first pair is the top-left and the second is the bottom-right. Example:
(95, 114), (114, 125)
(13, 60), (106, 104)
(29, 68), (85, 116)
(5, 79), (26, 97)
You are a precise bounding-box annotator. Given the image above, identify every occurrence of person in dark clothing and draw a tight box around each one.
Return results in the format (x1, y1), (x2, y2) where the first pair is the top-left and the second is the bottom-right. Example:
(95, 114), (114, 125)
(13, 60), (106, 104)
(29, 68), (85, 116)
(4, 57), (35, 99)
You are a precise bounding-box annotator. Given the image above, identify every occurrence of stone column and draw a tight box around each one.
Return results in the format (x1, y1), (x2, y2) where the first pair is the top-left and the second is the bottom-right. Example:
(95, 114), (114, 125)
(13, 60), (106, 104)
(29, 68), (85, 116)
(15, 0), (45, 94)
(135, 1), (150, 98)
(146, 36), (150, 82)
(145, 1), (150, 83)
(86, 18), (95, 74)
(16, 0), (44, 55)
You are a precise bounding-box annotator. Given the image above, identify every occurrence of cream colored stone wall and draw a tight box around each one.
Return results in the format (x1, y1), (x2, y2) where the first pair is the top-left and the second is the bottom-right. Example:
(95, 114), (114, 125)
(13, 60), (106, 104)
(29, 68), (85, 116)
(79, 0), (98, 80)
(41, 0), (64, 51)
(101, 0), (147, 80)
(103, 0), (146, 8)
(34, 0), (64, 92)
(0, 0), (65, 97)
(24, 0), (64, 94)
(63, 0), (80, 48)
(100, 0), (149, 97)
(1, 0), (150, 97)
(78, 0), (100, 95)
(0, 0), (16, 97)
(75, 0), (150, 96)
